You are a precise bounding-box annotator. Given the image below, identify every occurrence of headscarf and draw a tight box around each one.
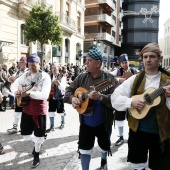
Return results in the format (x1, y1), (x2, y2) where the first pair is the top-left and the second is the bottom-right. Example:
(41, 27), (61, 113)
(87, 46), (102, 62)
(140, 43), (162, 57)
(118, 54), (129, 62)
(27, 53), (40, 63)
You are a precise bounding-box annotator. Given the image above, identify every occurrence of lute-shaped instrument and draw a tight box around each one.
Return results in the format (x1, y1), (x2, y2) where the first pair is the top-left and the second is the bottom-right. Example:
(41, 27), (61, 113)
(74, 78), (112, 114)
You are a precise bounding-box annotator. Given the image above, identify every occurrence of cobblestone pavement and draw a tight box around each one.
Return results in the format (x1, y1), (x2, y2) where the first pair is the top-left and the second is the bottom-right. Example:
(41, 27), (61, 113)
(0, 104), (150, 170)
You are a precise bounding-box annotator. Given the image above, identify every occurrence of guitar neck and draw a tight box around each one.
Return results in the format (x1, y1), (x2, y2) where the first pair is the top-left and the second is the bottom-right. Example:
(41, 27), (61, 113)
(80, 79), (112, 101)
(150, 81), (170, 100)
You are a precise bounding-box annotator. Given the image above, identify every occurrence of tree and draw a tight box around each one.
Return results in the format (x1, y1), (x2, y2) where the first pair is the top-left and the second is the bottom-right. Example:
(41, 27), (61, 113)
(24, 4), (62, 61)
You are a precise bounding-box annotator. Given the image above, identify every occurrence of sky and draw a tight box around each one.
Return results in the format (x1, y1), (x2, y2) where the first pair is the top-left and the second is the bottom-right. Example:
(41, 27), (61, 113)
(158, 0), (170, 38)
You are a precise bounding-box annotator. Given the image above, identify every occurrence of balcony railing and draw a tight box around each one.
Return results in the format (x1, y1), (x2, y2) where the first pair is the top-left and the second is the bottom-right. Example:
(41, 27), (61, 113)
(85, 14), (115, 27)
(85, 33), (115, 43)
(98, 0), (115, 11)
(18, 0), (51, 8)
(56, 12), (76, 31)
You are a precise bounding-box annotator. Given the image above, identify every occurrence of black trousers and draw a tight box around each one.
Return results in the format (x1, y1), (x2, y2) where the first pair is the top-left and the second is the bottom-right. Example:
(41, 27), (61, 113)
(128, 129), (170, 170)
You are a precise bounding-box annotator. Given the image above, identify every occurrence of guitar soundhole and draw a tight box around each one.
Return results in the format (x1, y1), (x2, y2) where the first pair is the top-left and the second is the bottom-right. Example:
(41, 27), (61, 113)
(81, 93), (86, 101)
(144, 93), (153, 105)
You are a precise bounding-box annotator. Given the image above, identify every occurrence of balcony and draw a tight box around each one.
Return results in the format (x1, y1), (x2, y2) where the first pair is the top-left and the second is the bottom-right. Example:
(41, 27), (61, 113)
(55, 12), (76, 34)
(98, 0), (115, 12)
(17, 0), (52, 16)
(85, 32), (115, 44)
(85, 14), (115, 27)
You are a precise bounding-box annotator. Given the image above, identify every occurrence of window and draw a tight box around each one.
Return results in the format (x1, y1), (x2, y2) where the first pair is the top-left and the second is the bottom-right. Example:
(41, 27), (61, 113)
(66, 2), (69, 17)
(134, 48), (140, 55)
(21, 24), (29, 46)
(104, 44), (107, 53)
(77, 12), (81, 33)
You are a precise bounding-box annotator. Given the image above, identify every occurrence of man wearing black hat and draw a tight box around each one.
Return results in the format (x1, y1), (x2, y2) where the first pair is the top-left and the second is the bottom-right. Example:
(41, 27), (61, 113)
(111, 53), (138, 146)
(11, 53), (51, 168)
(64, 46), (119, 170)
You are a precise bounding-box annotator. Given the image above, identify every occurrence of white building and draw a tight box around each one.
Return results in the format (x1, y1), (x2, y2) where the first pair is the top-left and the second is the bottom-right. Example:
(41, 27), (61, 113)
(160, 18), (170, 69)
(0, 0), (85, 66)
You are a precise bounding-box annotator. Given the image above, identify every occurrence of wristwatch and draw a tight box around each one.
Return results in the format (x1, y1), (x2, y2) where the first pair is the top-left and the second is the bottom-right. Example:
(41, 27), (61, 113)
(100, 94), (103, 101)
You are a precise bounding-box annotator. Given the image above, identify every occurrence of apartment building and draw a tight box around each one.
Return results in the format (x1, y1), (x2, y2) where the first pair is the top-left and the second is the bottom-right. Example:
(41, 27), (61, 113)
(84, 0), (122, 68)
(161, 18), (170, 69)
(0, 0), (85, 66)
(118, 0), (160, 62)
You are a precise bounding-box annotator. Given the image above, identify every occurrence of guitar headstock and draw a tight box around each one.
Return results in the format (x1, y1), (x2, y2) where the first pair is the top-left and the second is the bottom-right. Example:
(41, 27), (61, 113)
(94, 78), (112, 92)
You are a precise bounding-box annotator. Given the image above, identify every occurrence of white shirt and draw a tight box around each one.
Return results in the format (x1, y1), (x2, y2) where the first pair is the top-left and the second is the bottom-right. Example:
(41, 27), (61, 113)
(11, 70), (51, 100)
(111, 72), (170, 111)
(52, 74), (68, 95)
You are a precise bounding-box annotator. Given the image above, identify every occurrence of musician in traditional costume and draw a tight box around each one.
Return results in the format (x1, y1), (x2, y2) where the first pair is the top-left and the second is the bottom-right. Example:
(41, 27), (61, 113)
(11, 53), (51, 168)
(111, 43), (170, 170)
(46, 63), (67, 133)
(64, 46), (119, 170)
(111, 54), (138, 146)
(7, 57), (28, 134)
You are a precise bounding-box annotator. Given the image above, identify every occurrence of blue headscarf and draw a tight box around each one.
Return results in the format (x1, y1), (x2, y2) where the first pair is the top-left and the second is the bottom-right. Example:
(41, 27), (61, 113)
(119, 54), (129, 63)
(87, 46), (102, 62)
(27, 53), (40, 63)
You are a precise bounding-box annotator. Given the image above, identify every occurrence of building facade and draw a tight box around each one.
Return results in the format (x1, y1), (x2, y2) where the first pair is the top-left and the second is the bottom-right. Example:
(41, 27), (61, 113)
(116, 0), (160, 63)
(161, 18), (170, 69)
(0, 0), (85, 66)
(84, 0), (122, 68)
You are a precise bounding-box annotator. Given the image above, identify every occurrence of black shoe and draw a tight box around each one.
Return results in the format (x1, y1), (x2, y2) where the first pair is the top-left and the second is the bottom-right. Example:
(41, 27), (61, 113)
(32, 152), (40, 168)
(0, 146), (4, 155)
(115, 136), (124, 146)
(59, 122), (64, 129)
(100, 159), (107, 170)
(0, 108), (5, 111)
(45, 126), (54, 133)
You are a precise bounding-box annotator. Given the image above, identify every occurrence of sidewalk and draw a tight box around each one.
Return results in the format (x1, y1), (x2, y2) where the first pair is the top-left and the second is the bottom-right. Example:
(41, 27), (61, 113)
(0, 104), (140, 170)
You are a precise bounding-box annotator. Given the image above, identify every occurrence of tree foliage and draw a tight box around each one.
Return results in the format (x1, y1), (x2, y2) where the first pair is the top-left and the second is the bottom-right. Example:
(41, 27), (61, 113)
(24, 5), (62, 49)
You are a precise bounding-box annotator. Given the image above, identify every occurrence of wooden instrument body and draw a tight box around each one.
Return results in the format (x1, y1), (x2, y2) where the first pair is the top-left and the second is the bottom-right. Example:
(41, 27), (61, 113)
(74, 87), (94, 114)
(74, 78), (112, 114)
(129, 88), (161, 119)
(17, 83), (35, 107)
(116, 72), (133, 79)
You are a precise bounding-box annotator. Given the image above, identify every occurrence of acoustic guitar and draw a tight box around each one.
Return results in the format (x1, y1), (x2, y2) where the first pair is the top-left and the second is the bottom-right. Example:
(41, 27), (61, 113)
(129, 81), (169, 119)
(17, 82), (35, 107)
(74, 78), (112, 114)
(116, 72), (133, 79)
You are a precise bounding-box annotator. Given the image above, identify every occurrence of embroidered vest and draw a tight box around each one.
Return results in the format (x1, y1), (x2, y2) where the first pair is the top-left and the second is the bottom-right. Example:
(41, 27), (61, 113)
(128, 72), (170, 142)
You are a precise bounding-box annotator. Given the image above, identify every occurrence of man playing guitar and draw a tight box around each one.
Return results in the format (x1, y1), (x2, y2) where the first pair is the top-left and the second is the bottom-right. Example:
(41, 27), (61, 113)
(111, 43), (170, 170)
(7, 57), (28, 134)
(11, 53), (51, 168)
(46, 63), (68, 133)
(64, 46), (119, 170)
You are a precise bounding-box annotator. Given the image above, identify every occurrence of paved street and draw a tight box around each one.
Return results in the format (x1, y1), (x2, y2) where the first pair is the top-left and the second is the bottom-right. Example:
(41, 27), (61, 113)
(0, 104), (146, 170)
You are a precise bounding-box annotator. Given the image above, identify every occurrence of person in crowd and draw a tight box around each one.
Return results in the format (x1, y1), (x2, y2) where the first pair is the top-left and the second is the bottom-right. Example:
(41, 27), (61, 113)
(11, 53), (51, 168)
(111, 54), (138, 146)
(46, 63), (68, 133)
(2, 81), (15, 110)
(111, 43), (170, 170)
(64, 46), (119, 170)
(7, 57), (28, 134)
(0, 63), (10, 83)
(0, 63), (10, 111)
(8, 62), (18, 76)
